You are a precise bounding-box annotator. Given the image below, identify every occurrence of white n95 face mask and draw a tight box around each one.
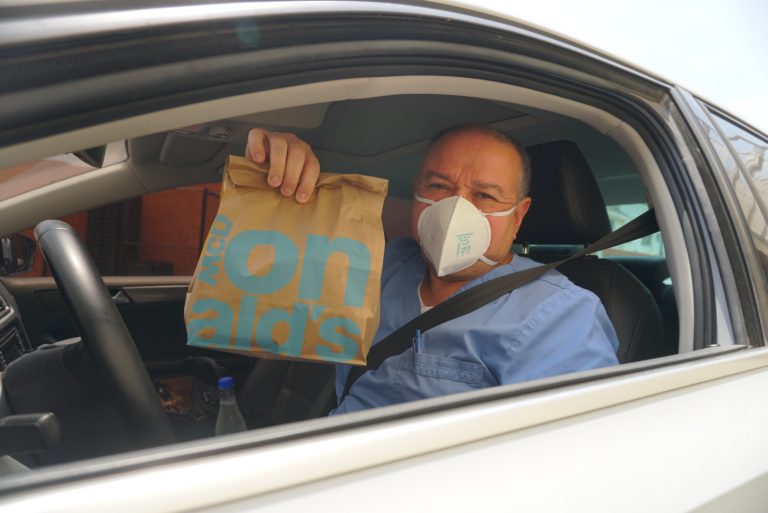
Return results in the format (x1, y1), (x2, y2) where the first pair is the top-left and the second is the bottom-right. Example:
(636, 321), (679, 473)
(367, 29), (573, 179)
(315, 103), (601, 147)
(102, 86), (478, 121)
(415, 194), (517, 277)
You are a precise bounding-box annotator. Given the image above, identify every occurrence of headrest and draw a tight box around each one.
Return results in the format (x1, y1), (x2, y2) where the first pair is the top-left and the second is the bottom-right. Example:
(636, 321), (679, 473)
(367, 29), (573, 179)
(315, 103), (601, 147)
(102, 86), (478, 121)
(516, 140), (611, 245)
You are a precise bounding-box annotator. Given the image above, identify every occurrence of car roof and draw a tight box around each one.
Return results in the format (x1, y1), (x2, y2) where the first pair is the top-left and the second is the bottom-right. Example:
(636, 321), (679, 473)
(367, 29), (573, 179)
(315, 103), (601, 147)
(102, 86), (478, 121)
(0, 0), (669, 89)
(4, 0), (761, 138)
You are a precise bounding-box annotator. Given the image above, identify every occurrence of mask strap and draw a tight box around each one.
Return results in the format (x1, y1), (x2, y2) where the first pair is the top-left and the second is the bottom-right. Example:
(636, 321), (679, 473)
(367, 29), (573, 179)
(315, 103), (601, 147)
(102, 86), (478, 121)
(413, 193), (436, 205)
(483, 204), (518, 217)
(478, 255), (500, 266)
(481, 203), (518, 266)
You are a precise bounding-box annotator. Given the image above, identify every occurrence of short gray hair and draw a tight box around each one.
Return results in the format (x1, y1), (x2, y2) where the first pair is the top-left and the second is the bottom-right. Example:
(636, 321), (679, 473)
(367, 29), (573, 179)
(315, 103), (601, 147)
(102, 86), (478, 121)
(426, 125), (531, 200)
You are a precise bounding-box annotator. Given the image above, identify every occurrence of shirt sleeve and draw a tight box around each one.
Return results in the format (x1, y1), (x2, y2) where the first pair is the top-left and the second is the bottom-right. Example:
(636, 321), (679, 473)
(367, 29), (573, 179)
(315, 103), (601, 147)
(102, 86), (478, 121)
(488, 287), (620, 385)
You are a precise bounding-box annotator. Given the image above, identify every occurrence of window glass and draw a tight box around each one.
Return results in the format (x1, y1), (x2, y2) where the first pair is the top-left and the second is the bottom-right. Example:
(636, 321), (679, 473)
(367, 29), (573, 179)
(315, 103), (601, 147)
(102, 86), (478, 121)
(600, 203), (665, 258)
(15, 183), (221, 277)
(709, 114), (768, 271)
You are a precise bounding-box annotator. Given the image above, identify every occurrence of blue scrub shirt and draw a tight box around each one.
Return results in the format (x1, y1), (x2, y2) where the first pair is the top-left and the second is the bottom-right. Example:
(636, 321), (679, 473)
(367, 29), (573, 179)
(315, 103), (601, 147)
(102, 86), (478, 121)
(331, 238), (619, 415)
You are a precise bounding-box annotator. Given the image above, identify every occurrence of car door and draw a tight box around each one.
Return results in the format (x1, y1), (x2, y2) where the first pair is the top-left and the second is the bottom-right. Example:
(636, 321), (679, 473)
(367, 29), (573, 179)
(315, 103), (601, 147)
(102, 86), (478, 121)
(1, 1), (768, 511)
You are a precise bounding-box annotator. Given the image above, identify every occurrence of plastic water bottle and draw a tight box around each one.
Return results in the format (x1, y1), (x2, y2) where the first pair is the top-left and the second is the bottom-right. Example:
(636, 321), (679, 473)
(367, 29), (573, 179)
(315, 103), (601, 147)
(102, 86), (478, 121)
(214, 376), (246, 435)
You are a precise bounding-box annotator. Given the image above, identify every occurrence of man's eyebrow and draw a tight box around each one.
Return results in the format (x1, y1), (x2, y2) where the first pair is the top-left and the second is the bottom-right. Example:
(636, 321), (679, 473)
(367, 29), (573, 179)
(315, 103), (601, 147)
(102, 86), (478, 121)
(422, 172), (508, 196)
(474, 181), (504, 195)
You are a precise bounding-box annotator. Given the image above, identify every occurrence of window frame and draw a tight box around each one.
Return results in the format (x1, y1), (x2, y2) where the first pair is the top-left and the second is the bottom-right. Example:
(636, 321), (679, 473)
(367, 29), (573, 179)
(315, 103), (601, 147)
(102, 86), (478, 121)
(673, 87), (768, 348)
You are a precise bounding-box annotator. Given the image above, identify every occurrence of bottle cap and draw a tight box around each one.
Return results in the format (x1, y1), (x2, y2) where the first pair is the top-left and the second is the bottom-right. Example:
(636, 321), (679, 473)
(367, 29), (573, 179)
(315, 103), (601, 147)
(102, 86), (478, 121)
(218, 376), (235, 390)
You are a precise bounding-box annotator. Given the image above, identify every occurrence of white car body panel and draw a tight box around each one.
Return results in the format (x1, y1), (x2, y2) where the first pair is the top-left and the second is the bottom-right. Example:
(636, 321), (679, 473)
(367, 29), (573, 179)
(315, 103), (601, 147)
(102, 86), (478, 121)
(3, 347), (766, 512)
(242, 370), (768, 513)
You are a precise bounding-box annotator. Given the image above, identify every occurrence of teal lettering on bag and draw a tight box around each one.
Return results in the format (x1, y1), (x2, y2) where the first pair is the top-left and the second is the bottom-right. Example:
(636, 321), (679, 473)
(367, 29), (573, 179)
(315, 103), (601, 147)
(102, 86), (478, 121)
(187, 298), (234, 345)
(198, 215), (233, 286)
(189, 219), (370, 362)
(232, 294), (308, 356)
(233, 293), (258, 351)
(255, 301), (310, 357)
(211, 215), (233, 237)
(316, 316), (360, 361)
(198, 255), (223, 286)
(299, 235), (371, 308)
(224, 230), (298, 294)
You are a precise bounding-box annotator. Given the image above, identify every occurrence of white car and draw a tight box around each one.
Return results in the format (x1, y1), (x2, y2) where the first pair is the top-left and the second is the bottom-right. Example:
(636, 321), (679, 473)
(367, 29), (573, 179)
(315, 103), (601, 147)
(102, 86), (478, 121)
(0, 1), (767, 512)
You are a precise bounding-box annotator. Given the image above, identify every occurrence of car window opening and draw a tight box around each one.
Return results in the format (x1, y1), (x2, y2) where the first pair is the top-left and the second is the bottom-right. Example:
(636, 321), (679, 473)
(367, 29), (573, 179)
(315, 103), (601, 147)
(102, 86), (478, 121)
(0, 85), (696, 472)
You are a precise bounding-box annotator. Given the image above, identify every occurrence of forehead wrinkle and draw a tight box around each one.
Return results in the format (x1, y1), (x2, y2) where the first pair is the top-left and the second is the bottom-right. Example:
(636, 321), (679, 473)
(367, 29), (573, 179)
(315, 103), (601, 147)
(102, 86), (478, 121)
(422, 170), (450, 181)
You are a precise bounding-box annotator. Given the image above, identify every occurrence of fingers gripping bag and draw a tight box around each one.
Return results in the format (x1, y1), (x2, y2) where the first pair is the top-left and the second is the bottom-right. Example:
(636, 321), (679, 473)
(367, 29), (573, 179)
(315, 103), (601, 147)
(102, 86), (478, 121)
(185, 155), (388, 365)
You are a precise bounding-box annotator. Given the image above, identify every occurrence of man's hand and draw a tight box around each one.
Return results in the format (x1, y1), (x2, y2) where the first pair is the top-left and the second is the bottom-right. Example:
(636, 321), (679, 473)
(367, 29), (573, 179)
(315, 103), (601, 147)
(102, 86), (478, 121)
(245, 128), (320, 203)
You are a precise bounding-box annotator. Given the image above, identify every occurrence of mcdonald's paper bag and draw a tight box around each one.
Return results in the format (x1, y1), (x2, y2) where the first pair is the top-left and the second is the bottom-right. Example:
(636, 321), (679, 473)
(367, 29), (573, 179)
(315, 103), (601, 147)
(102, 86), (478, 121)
(185, 155), (388, 365)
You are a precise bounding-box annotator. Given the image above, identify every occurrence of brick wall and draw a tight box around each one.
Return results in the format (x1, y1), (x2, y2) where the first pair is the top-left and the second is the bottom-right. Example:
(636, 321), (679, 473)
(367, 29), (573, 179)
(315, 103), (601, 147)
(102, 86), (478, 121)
(139, 184), (221, 275)
(16, 183), (221, 277)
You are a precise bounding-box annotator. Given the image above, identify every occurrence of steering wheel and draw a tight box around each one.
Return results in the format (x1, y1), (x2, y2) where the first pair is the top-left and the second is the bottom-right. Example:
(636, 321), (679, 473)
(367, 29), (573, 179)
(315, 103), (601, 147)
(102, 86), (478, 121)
(35, 220), (175, 448)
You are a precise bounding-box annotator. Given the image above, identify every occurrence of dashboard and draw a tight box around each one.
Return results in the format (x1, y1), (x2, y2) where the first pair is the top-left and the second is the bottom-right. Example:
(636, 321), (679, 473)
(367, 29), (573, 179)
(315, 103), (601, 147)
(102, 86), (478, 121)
(0, 282), (32, 371)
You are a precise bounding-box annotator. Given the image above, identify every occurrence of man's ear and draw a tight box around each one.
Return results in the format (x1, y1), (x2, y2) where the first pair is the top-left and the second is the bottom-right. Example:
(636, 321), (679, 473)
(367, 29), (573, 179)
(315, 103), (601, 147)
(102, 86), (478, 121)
(512, 197), (532, 233)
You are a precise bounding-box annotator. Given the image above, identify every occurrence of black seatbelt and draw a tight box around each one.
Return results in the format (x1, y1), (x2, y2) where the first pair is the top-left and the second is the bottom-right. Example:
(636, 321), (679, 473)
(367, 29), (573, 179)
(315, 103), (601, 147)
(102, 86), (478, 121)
(341, 208), (659, 400)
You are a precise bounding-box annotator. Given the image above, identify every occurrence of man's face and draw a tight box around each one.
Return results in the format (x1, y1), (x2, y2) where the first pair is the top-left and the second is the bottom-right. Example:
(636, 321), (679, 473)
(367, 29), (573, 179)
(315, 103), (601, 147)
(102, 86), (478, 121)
(411, 129), (531, 280)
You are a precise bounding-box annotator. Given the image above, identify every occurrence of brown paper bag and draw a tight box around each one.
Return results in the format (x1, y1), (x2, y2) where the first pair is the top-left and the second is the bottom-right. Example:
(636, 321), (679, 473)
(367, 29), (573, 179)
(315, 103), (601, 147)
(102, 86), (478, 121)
(185, 155), (388, 365)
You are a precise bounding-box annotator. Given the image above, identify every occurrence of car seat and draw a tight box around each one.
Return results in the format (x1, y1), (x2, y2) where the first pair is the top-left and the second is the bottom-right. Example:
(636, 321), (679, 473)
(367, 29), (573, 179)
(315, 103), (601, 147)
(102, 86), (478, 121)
(519, 140), (667, 362)
(606, 256), (678, 358)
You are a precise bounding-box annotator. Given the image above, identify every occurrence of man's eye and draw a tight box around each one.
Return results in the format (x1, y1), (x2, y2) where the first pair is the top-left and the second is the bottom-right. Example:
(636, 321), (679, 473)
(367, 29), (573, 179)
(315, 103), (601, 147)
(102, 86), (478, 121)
(476, 192), (496, 200)
(428, 183), (448, 190)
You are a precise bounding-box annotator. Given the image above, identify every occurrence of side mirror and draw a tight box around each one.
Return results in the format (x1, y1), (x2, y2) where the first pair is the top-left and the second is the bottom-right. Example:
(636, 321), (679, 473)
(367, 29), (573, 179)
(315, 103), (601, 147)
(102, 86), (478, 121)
(0, 234), (36, 275)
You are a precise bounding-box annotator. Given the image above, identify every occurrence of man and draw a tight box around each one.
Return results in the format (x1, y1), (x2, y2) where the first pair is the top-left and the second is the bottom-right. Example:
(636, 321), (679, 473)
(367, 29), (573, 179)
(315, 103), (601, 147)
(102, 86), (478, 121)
(245, 126), (619, 414)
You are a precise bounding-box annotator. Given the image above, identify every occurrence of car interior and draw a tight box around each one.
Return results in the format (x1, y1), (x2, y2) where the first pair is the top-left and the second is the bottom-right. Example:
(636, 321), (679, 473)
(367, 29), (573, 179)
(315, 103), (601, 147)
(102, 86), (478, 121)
(0, 76), (696, 469)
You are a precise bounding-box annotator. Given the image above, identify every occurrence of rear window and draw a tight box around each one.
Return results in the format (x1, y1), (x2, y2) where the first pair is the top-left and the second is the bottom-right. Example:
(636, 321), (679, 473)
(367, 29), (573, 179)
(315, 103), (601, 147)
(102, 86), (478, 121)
(601, 203), (665, 258)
